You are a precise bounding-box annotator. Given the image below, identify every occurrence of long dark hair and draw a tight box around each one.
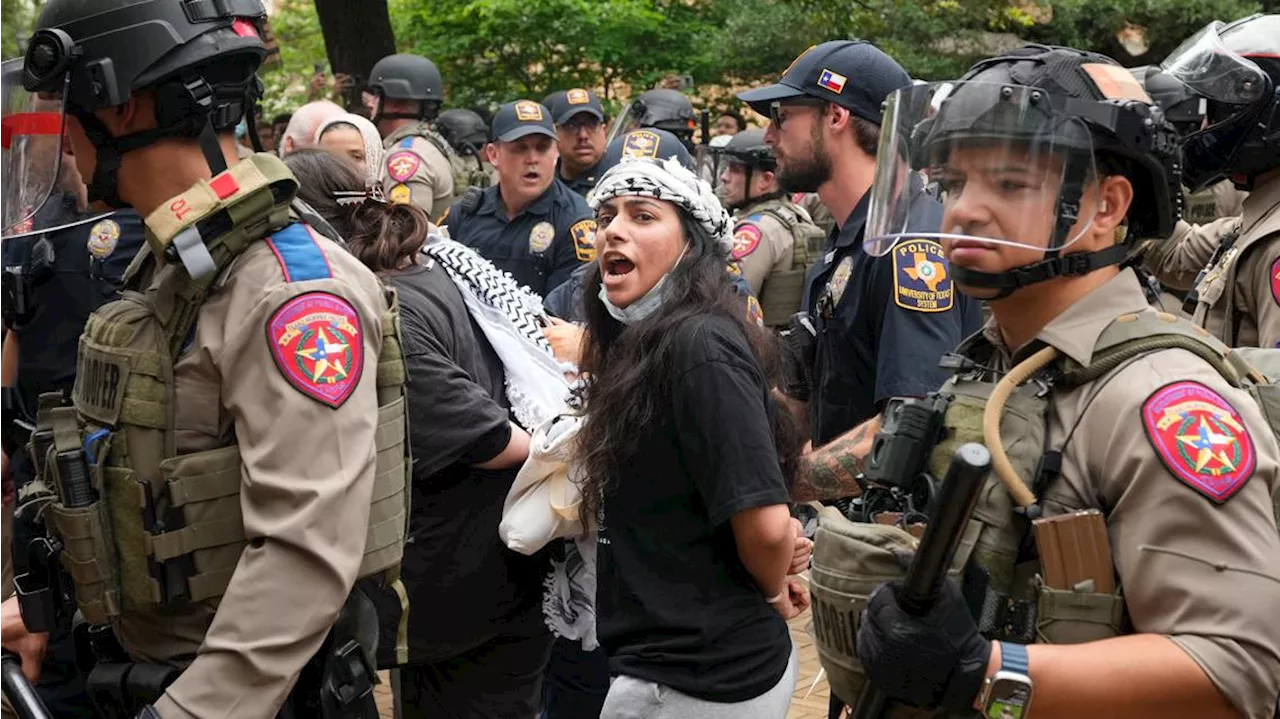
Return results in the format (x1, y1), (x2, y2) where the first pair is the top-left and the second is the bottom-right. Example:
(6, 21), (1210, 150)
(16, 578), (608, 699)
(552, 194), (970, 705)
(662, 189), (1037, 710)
(576, 208), (801, 522)
(283, 148), (430, 273)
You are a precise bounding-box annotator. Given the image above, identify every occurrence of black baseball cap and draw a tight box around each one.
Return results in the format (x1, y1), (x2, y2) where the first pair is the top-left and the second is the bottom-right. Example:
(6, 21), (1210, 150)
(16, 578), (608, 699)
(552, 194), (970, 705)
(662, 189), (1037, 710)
(543, 88), (606, 125)
(598, 128), (693, 174)
(738, 40), (911, 125)
(490, 100), (557, 142)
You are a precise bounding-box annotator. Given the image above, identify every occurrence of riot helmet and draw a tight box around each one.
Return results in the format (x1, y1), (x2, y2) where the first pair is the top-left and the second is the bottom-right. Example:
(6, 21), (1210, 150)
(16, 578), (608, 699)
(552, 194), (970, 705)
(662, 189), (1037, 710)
(608, 88), (697, 150)
(865, 45), (1182, 299)
(366, 54), (445, 124)
(1157, 14), (1279, 191)
(711, 129), (781, 209)
(437, 108), (489, 156)
(7, 0), (267, 227)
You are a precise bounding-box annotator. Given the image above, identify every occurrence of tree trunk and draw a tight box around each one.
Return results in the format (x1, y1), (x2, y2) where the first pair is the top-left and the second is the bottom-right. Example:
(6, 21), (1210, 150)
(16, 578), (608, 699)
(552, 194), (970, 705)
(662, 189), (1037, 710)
(313, 0), (397, 110)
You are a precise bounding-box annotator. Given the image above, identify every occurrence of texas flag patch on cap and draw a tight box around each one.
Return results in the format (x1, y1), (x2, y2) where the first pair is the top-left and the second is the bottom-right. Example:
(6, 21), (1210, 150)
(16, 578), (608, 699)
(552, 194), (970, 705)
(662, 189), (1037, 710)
(818, 68), (847, 94)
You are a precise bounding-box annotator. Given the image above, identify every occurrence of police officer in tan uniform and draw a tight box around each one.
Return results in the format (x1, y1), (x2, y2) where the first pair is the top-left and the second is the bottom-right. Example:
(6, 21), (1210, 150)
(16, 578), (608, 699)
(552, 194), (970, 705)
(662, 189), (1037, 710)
(367, 53), (456, 218)
(1139, 15), (1280, 348)
(839, 45), (1280, 719)
(437, 107), (494, 193)
(1, 2), (407, 718)
(714, 129), (821, 325)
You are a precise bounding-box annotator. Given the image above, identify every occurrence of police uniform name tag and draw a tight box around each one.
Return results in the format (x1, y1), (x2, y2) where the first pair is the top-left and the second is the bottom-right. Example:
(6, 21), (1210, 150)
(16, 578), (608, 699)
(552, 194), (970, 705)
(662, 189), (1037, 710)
(529, 222), (555, 254)
(87, 218), (121, 259)
(570, 219), (597, 261)
(1142, 380), (1256, 504)
(892, 239), (954, 312)
(73, 344), (129, 426)
(267, 291), (365, 408)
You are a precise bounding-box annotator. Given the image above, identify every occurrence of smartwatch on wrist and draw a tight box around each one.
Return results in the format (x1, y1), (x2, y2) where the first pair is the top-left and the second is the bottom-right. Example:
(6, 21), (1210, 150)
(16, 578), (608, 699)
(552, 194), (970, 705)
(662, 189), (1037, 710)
(979, 641), (1033, 718)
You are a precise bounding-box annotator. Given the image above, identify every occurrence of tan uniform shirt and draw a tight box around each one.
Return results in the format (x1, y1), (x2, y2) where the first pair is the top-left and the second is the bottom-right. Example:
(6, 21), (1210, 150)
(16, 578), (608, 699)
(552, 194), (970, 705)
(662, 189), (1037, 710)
(1144, 173), (1280, 347)
(138, 219), (387, 718)
(985, 268), (1280, 718)
(380, 123), (455, 220)
(731, 200), (795, 296)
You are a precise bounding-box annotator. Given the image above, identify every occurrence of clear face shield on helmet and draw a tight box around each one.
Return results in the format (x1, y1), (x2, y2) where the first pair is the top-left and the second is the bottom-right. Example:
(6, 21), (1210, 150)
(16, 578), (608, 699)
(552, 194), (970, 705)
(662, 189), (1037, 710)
(2, 58), (68, 238)
(1159, 19), (1274, 190)
(865, 81), (1101, 259)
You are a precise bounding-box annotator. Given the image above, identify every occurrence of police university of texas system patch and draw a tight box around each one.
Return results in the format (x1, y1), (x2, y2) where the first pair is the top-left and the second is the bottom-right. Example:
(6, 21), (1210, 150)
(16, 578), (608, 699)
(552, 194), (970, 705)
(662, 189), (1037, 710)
(570, 219), (597, 261)
(267, 292), (364, 408)
(892, 239), (953, 312)
(1141, 380), (1256, 504)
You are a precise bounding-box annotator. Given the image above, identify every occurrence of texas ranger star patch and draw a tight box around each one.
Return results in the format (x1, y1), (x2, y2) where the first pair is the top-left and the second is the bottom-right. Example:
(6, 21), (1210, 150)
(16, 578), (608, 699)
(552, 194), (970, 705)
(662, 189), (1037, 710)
(1270, 256), (1280, 306)
(892, 239), (953, 312)
(267, 292), (364, 408)
(1141, 380), (1256, 503)
(386, 151), (420, 182)
(570, 219), (597, 261)
(731, 221), (762, 260)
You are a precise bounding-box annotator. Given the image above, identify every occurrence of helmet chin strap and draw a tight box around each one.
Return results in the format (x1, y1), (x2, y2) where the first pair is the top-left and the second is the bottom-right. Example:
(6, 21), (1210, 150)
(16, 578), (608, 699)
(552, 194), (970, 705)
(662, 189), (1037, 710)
(951, 152), (1116, 300)
(73, 75), (251, 208)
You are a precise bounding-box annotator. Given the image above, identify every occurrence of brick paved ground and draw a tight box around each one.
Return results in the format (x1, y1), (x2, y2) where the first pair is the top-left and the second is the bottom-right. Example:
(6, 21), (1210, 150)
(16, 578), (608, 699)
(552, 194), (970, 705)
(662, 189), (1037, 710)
(373, 606), (831, 718)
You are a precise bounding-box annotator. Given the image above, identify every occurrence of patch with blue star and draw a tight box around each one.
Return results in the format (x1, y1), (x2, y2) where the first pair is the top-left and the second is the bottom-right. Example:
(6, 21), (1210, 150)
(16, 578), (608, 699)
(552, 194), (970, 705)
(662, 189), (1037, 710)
(267, 292), (364, 408)
(570, 219), (597, 261)
(1142, 380), (1255, 504)
(892, 239), (953, 312)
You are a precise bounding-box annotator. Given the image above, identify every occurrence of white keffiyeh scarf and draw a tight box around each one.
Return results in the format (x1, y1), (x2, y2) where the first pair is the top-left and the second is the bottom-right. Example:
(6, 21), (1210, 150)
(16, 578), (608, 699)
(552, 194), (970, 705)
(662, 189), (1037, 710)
(587, 156), (734, 257)
(421, 233), (570, 429)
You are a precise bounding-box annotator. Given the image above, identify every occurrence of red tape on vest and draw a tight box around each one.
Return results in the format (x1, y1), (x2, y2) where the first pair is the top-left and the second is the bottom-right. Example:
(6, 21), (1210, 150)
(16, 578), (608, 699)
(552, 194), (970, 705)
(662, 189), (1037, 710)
(267, 292), (364, 408)
(1141, 380), (1255, 504)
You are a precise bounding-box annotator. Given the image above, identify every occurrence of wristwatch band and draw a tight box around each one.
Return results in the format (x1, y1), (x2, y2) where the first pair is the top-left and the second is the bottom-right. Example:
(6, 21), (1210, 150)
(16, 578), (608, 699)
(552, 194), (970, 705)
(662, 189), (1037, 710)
(1000, 641), (1029, 675)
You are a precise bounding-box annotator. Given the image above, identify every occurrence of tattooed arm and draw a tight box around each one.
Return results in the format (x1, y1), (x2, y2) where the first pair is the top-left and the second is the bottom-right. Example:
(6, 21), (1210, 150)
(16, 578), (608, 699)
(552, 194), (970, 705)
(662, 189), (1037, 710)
(791, 415), (880, 503)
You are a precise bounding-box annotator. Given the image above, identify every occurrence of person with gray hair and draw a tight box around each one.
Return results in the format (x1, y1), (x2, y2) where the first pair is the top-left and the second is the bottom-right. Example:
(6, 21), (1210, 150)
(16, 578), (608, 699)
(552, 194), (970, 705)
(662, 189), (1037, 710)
(278, 99), (344, 157)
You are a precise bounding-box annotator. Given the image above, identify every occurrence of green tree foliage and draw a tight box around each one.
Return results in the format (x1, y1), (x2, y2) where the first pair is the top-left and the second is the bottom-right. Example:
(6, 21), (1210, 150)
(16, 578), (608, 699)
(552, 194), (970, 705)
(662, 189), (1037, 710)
(259, 0), (330, 117)
(1, 0), (43, 60)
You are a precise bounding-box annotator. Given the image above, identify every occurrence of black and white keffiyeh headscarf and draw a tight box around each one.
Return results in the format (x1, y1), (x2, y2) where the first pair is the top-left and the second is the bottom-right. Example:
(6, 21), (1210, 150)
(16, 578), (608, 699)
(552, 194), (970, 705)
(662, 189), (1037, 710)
(587, 156), (734, 257)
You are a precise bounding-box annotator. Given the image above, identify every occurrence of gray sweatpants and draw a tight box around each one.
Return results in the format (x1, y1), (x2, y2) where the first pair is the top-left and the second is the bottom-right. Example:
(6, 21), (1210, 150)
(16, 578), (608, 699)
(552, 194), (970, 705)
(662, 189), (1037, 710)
(599, 640), (798, 719)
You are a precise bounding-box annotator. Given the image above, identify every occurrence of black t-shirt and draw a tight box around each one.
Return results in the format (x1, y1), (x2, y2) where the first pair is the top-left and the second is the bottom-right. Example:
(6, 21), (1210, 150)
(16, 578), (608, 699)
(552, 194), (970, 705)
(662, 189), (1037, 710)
(387, 259), (547, 663)
(596, 313), (792, 702)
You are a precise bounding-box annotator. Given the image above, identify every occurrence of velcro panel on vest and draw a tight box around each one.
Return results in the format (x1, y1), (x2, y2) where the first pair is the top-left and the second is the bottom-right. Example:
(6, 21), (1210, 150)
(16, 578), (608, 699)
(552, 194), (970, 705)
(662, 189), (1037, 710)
(75, 311), (168, 430)
(377, 304), (408, 397)
(1036, 583), (1126, 644)
(360, 396), (408, 581)
(930, 380), (1047, 596)
(759, 268), (807, 326)
(102, 465), (165, 610)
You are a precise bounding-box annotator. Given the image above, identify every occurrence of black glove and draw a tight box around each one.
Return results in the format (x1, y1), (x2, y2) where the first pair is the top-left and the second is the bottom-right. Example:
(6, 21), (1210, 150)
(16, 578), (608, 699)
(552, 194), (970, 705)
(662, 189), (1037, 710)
(855, 577), (991, 711)
(135, 705), (162, 719)
(778, 312), (816, 401)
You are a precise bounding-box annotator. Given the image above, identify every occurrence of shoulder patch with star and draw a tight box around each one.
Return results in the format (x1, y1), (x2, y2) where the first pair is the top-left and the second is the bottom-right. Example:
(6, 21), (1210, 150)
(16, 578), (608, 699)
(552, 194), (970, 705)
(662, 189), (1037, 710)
(1270, 256), (1279, 306)
(1141, 380), (1256, 504)
(386, 151), (421, 182)
(267, 291), (364, 408)
(570, 219), (597, 261)
(731, 219), (763, 260)
(892, 238), (953, 312)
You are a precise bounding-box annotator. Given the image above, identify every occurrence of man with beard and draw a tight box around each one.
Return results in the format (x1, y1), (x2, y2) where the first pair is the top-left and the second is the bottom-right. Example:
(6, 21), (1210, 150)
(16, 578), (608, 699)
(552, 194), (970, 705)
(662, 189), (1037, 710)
(739, 42), (982, 522)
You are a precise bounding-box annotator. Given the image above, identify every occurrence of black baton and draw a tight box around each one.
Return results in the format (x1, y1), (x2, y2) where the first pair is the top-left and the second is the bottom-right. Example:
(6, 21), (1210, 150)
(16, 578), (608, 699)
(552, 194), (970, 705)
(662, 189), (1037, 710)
(1, 650), (53, 719)
(852, 442), (992, 719)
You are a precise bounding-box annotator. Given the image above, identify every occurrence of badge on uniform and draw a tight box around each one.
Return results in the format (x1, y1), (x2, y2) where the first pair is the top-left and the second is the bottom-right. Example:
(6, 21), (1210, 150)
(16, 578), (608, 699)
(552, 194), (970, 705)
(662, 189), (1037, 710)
(570, 219), (597, 261)
(529, 221), (555, 254)
(1142, 380), (1256, 504)
(515, 101), (544, 121)
(388, 183), (411, 205)
(386, 151), (421, 182)
(622, 130), (661, 160)
(267, 292), (364, 408)
(826, 255), (853, 307)
(1270, 256), (1280, 306)
(731, 220), (762, 260)
(87, 218), (121, 259)
(746, 295), (764, 327)
(892, 239), (953, 312)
